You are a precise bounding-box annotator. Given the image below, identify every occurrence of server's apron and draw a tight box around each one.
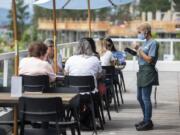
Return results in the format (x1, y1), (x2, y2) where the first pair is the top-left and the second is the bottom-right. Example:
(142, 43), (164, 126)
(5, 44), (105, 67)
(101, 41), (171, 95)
(137, 64), (159, 87)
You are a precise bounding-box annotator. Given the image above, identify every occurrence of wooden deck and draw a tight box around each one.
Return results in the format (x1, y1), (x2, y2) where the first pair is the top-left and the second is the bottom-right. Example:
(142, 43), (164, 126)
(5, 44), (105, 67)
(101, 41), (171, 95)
(83, 71), (180, 135)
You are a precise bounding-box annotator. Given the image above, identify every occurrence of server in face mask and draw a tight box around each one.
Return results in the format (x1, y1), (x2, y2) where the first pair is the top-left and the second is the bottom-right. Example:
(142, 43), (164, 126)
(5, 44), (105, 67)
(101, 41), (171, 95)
(134, 23), (159, 131)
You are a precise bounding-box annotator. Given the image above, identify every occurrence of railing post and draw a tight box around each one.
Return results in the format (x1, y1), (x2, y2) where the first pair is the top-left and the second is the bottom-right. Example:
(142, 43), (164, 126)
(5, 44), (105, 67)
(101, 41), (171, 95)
(3, 59), (9, 87)
(133, 56), (136, 71)
(118, 41), (122, 51)
(67, 47), (70, 58)
(62, 48), (66, 59)
(72, 47), (74, 55)
(170, 41), (174, 56)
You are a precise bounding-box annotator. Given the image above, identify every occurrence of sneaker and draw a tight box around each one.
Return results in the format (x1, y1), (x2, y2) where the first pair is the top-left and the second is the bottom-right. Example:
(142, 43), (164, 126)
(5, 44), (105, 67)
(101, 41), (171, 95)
(136, 120), (154, 131)
(134, 120), (145, 127)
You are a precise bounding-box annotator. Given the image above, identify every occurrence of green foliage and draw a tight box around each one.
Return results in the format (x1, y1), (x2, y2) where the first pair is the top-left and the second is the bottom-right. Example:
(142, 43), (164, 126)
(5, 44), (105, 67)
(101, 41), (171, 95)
(152, 32), (158, 38)
(139, 0), (171, 13)
(8, 0), (29, 40)
(174, 0), (180, 11)
(95, 8), (111, 20)
(0, 37), (13, 53)
(115, 4), (132, 22)
(19, 29), (31, 49)
(176, 32), (180, 38)
(174, 42), (180, 60)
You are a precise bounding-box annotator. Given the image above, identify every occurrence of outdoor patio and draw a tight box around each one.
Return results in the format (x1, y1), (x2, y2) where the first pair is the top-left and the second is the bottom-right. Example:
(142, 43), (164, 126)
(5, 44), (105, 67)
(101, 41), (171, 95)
(0, 71), (180, 135)
(81, 71), (180, 135)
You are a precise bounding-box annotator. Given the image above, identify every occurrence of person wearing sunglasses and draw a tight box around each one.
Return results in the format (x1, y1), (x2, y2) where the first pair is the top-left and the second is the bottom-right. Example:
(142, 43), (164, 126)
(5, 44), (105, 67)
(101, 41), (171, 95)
(44, 38), (63, 73)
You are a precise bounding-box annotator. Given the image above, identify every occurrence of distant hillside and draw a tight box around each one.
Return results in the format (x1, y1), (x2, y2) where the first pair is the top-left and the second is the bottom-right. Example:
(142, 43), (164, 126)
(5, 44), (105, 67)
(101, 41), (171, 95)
(0, 8), (9, 26)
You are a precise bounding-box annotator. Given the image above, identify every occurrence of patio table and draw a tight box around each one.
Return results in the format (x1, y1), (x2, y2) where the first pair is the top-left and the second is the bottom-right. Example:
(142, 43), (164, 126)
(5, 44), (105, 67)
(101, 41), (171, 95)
(0, 92), (78, 135)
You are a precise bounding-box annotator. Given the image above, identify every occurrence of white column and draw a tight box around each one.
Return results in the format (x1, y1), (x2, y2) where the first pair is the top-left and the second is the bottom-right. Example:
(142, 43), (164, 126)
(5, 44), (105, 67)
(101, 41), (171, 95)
(133, 56), (137, 71)
(67, 47), (70, 58)
(118, 41), (122, 51)
(147, 12), (153, 21)
(142, 12), (146, 21)
(170, 41), (174, 60)
(156, 10), (161, 21)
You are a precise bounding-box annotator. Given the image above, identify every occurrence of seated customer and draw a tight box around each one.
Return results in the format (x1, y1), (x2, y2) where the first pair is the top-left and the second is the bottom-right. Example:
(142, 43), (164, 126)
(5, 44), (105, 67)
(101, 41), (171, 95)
(100, 38), (115, 66)
(19, 42), (56, 82)
(44, 38), (63, 73)
(64, 37), (102, 78)
(87, 37), (100, 59)
(65, 38), (103, 129)
(104, 38), (126, 65)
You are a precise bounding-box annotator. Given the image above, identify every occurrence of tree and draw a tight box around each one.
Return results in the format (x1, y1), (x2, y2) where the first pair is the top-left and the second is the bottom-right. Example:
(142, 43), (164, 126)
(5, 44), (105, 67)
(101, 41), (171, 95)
(174, 0), (180, 11)
(113, 4), (132, 23)
(95, 8), (111, 21)
(8, 0), (29, 40)
(139, 0), (171, 14)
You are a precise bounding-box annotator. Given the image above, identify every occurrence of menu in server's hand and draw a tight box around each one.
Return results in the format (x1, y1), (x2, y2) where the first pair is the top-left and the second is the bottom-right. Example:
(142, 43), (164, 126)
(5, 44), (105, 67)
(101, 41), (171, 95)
(124, 47), (137, 56)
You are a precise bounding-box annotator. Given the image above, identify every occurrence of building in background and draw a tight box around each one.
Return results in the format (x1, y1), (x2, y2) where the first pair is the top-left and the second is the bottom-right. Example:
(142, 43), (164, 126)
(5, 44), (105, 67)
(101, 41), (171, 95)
(37, 10), (180, 43)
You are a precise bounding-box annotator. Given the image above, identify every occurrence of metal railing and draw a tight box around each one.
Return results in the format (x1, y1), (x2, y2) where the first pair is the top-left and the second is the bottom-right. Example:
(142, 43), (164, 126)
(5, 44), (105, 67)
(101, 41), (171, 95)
(0, 38), (180, 86)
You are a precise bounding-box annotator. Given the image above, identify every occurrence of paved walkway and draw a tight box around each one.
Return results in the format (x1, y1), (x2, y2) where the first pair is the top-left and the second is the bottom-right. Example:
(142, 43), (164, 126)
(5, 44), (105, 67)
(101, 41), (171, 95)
(83, 71), (180, 135)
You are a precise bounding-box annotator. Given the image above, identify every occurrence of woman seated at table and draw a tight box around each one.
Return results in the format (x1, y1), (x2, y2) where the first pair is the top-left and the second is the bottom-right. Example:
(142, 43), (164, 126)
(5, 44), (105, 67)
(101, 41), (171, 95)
(104, 38), (126, 65)
(88, 37), (100, 59)
(65, 37), (102, 128)
(64, 37), (102, 78)
(19, 41), (56, 82)
(100, 38), (115, 66)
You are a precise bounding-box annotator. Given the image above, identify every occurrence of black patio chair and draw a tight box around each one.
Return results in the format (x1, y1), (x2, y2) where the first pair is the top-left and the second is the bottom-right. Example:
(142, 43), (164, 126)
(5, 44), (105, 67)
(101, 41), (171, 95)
(19, 97), (65, 135)
(20, 75), (49, 92)
(65, 76), (105, 133)
(0, 86), (14, 127)
(114, 69), (124, 105)
(0, 128), (6, 135)
(117, 69), (127, 93)
(102, 66), (120, 112)
(0, 86), (10, 93)
(44, 87), (81, 135)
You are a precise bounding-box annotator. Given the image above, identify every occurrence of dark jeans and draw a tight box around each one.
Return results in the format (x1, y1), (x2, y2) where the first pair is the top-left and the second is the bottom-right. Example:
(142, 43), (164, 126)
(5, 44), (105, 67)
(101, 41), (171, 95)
(137, 85), (152, 123)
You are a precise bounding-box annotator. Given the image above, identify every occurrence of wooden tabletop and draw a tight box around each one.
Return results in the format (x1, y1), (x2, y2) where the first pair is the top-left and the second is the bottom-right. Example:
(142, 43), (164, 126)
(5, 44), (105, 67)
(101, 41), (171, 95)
(0, 93), (78, 104)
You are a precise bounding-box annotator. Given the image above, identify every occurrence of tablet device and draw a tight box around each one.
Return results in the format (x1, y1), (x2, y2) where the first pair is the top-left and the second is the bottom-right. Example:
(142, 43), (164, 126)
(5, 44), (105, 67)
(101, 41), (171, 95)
(124, 47), (137, 56)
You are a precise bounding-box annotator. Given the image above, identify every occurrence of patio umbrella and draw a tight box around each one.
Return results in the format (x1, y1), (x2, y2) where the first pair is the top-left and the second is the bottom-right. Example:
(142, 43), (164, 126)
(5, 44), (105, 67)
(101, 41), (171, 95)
(34, 0), (134, 36)
(34, 0), (62, 73)
(12, 0), (19, 76)
(34, 0), (134, 73)
(52, 0), (58, 73)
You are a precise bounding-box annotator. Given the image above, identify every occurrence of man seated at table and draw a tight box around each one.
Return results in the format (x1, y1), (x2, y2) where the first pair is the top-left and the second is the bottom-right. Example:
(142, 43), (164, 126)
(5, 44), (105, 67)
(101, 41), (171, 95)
(19, 41), (56, 82)
(44, 38), (63, 73)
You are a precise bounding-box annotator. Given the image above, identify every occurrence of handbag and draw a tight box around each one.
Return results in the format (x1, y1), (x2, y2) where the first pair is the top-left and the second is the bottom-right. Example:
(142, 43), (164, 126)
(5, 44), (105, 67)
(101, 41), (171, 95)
(98, 82), (107, 96)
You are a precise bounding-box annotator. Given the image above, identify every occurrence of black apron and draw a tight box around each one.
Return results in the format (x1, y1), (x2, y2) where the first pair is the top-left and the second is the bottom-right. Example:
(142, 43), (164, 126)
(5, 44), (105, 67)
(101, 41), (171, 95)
(137, 64), (159, 87)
